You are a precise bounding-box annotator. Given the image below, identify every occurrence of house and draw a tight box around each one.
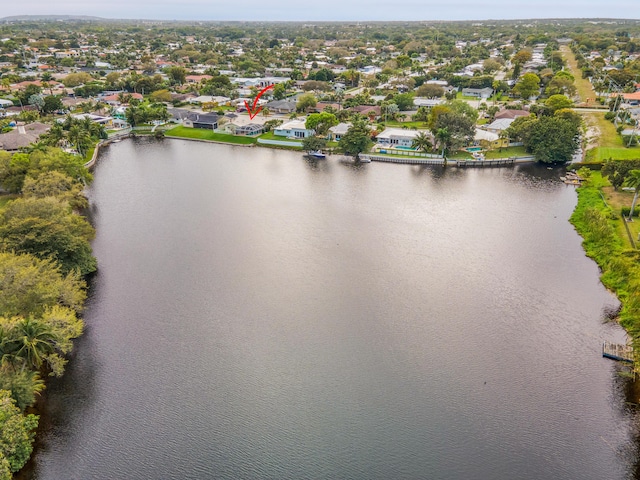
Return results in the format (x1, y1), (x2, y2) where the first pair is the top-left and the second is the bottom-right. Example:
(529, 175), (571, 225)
(494, 109), (530, 120)
(482, 118), (515, 133)
(185, 74), (213, 84)
(265, 100), (297, 114)
(328, 122), (351, 141)
(274, 120), (314, 139)
(462, 87), (493, 99)
(0, 99), (13, 109)
(234, 124), (264, 136)
(189, 95), (231, 106)
(375, 128), (430, 148)
(473, 128), (509, 150)
(349, 105), (381, 118)
(0, 122), (50, 152)
(413, 98), (444, 109)
(183, 112), (219, 130)
(101, 92), (144, 106)
(313, 102), (341, 113)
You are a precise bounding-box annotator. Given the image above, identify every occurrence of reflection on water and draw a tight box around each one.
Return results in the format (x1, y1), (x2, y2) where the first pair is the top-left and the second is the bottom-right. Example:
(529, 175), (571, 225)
(28, 137), (638, 480)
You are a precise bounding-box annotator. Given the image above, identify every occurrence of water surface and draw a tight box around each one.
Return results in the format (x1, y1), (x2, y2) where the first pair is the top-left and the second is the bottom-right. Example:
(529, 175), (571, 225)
(31, 138), (636, 479)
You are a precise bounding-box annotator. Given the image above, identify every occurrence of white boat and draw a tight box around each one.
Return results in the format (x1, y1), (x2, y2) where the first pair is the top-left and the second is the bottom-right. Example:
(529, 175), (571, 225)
(308, 151), (326, 159)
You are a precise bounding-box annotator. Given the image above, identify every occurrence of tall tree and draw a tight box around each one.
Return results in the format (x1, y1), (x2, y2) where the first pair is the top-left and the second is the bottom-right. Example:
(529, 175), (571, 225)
(0, 197), (97, 275)
(624, 170), (640, 220)
(338, 117), (372, 159)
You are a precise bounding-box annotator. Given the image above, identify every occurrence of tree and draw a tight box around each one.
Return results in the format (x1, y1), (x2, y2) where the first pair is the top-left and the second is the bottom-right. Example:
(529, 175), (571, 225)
(602, 160), (640, 190)
(545, 76), (576, 97)
(483, 58), (502, 74)
(434, 111), (476, 151)
(393, 92), (414, 111)
(272, 83), (286, 100)
(0, 197), (97, 275)
(22, 171), (88, 210)
(0, 152), (30, 193)
(427, 104), (452, 132)
(166, 66), (187, 86)
(512, 48), (532, 65)
(302, 136), (327, 154)
(0, 317), (57, 371)
(411, 131), (432, 152)
(514, 73), (540, 99)
(41, 95), (63, 115)
(446, 99), (479, 123)
(338, 118), (372, 159)
(149, 89), (172, 103)
(305, 112), (338, 136)
(525, 116), (579, 164)
(624, 170), (640, 220)
(0, 251), (85, 318)
(435, 127), (451, 157)
(416, 84), (444, 98)
(296, 93), (317, 113)
(61, 72), (92, 88)
(544, 94), (574, 114)
(0, 390), (38, 475)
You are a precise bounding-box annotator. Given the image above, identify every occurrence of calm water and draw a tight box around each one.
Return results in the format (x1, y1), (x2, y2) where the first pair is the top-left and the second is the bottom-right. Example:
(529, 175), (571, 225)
(29, 138), (639, 479)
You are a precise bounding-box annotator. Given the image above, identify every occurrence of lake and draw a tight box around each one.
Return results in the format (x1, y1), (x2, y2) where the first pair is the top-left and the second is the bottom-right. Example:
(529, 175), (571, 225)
(28, 137), (639, 479)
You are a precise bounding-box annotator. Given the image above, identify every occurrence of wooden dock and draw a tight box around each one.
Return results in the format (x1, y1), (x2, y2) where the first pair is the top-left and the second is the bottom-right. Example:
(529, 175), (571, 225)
(602, 341), (634, 363)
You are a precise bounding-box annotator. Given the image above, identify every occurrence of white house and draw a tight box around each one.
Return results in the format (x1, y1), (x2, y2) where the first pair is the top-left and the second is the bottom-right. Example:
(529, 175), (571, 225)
(376, 128), (431, 148)
(274, 120), (314, 139)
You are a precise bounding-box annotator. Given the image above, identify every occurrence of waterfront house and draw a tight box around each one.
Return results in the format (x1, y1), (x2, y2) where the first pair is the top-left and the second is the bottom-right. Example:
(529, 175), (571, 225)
(0, 122), (50, 152)
(473, 128), (509, 150)
(328, 122), (351, 141)
(274, 120), (314, 139)
(375, 128), (430, 148)
(183, 112), (219, 130)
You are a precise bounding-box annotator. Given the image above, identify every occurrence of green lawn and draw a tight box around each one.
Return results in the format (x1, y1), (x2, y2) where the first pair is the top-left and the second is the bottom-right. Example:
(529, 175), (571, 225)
(165, 126), (257, 145)
(560, 46), (596, 104)
(588, 147), (640, 162)
(484, 146), (530, 159)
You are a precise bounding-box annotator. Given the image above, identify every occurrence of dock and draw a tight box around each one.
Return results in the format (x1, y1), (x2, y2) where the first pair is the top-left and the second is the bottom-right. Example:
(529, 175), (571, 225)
(602, 341), (634, 363)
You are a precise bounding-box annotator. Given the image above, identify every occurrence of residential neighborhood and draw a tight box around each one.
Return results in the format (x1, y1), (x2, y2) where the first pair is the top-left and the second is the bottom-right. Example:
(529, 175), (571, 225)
(0, 19), (639, 162)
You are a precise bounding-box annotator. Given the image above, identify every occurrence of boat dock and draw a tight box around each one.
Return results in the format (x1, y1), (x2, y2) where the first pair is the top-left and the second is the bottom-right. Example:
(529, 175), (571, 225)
(602, 341), (634, 363)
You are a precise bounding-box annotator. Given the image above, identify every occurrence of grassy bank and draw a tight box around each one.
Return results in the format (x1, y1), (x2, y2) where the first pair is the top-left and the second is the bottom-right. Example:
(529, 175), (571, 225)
(570, 171), (640, 360)
(165, 126), (257, 145)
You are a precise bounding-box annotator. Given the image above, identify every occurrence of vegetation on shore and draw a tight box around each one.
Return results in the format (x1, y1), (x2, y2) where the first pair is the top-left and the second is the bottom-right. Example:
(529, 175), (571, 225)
(0, 148), (94, 477)
(571, 171), (640, 366)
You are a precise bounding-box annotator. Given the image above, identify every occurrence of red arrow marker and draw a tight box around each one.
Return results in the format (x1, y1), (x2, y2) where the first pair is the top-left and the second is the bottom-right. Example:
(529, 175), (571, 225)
(244, 84), (275, 120)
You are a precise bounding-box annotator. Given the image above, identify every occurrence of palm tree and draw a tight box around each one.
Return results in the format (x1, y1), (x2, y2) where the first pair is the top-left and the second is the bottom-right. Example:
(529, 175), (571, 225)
(435, 127), (451, 158)
(625, 169), (640, 221)
(0, 318), (58, 371)
(412, 132), (432, 152)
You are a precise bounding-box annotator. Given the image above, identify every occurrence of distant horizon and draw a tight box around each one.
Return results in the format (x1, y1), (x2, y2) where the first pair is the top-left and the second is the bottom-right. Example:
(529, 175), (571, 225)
(2, 15), (640, 23)
(1, 0), (639, 23)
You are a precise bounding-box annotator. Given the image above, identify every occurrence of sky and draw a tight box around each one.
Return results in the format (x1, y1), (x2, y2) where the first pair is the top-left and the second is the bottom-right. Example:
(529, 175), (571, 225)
(2, 0), (639, 22)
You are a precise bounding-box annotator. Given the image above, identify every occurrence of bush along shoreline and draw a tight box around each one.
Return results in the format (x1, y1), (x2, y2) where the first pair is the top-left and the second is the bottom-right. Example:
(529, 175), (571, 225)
(570, 170), (640, 368)
(0, 147), (96, 478)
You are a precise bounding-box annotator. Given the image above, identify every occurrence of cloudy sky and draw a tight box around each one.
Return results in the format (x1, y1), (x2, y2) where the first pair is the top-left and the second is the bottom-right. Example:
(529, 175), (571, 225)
(3, 0), (639, 21)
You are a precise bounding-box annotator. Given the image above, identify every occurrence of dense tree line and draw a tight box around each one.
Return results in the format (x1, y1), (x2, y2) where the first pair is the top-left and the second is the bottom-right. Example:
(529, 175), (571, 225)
(0, 147), (95, 477)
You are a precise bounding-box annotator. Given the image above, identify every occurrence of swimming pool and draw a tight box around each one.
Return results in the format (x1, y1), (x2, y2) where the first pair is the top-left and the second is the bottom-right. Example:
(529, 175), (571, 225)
(466, 147), (483, 152)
